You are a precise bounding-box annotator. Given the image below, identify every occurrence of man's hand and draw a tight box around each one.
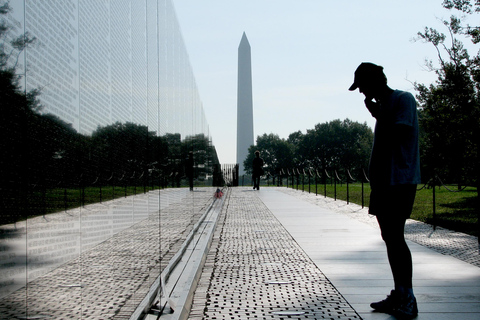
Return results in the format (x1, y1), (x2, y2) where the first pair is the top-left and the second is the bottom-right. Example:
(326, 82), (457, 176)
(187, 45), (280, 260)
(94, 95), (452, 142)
(364, 98), (380, 118)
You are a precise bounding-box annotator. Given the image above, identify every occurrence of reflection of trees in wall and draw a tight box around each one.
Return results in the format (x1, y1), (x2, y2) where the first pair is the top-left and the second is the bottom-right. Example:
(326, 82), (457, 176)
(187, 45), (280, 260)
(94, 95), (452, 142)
(0, 3), (222, 225)
(1, 1), (41, 224)
(0, 114), (221, 224)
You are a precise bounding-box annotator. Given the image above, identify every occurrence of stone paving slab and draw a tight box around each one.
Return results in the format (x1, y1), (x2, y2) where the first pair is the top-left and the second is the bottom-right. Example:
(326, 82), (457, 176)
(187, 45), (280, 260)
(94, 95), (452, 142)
(189, 188), (361, 319)
(0, 188), (217, 320)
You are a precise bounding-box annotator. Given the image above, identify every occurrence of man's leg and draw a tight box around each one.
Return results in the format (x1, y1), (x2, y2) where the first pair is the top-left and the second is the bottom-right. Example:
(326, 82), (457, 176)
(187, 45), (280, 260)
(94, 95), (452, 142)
(377, 214), (413, 291)
(371, 185), (417, 318)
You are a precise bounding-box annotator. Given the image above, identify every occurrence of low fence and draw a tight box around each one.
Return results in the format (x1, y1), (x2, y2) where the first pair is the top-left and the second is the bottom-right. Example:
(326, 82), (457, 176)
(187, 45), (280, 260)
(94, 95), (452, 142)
(1, 164), (227, 226)
(279, 168), (370, 207)
(221, 164), (239, 187)
(240, 167), (479, 242)
(239, 168), (370, 206)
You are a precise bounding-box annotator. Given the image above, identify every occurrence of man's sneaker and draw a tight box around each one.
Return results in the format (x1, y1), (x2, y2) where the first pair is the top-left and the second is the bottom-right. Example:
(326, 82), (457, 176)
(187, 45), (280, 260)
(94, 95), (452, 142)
(370, 290), (400, 313)
(395, 293), (418, 319)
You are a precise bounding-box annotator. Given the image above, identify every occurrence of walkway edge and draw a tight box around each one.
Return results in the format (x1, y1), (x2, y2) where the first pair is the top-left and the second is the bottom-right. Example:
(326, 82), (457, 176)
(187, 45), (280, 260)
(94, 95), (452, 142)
(140, 189), (227, 320)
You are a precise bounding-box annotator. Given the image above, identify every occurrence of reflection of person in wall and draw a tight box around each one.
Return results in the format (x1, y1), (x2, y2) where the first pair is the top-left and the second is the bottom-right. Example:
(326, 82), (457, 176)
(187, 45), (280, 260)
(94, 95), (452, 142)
(252, 150), (264, 190)
(214, 188), (223, 198)
(186, 151), (194, 191)
(349, 62), (421, 319)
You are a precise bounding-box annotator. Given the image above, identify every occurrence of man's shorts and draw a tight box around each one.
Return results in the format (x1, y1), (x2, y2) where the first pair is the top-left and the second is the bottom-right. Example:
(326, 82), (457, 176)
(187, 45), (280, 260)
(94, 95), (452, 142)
(369, 184), (417, 219)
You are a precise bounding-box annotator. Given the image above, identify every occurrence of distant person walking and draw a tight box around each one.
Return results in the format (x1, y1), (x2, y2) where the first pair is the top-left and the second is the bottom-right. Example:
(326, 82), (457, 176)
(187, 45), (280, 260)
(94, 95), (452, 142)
(252, 151), (264, 190)
(349, 62), (421, 319)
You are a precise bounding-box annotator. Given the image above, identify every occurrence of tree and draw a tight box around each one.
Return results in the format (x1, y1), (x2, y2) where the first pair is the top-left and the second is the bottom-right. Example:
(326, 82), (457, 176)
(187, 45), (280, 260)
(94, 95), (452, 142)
(29, 114), (83, 187)
(297, 119), (372, 174)
(182, 133), (213, 181)
(243, 119), (372, 179)
(0, 2), (43, 224)
(415, 0), (480, 184)
(0, 2), (36, 71)
(243, 133), (294, 176)
(442, 0), (480, 43)
(90, 122), (152, 181)
(287, 130), (304, 148)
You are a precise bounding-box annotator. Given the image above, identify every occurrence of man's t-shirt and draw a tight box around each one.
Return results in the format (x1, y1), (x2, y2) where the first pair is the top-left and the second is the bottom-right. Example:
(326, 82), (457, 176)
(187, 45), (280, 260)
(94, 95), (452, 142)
(252, 157), (264, 176)
(369, 90), (421, 187)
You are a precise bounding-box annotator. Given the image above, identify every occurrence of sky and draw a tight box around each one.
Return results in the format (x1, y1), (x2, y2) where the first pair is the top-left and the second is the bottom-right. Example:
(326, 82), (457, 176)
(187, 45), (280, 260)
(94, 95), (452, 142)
(173, 0), (455, 164)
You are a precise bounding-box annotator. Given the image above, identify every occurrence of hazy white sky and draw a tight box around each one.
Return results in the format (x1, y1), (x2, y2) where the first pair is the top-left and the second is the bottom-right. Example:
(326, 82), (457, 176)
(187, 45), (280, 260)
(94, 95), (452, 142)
(173, 0), (453, 164)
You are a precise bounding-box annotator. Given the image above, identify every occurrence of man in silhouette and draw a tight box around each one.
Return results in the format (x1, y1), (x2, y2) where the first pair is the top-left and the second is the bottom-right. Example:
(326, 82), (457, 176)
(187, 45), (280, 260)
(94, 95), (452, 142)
(349, 62), (421, 319)
(252, 150), (264, 190)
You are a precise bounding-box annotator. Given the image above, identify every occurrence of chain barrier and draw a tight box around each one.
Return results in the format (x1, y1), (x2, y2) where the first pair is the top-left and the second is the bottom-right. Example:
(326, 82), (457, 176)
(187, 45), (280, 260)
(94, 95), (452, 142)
(416, 177), (432, 191)
(284, 167), (367, 204)
(280, 165), (478, 242)
(436, 175), (470, 192)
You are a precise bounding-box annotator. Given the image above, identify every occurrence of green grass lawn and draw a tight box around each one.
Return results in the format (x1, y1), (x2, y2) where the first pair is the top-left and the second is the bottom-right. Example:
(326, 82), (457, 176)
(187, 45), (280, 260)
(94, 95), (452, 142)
(0, 185), (162, 225)
(290, 182), (479, 237)
(4, 182), (208, 225)
(42, 185), (160, 212)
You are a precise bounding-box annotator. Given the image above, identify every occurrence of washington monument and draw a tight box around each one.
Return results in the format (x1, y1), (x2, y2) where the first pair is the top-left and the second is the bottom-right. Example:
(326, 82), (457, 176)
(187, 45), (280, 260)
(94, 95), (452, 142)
(236, 32), (254, 175)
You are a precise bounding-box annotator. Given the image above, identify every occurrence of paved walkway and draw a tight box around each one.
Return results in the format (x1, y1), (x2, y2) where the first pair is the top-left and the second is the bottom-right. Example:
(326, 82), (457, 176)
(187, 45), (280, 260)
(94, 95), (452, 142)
(189, 187), (480, 320)
(1, 186), (479, 319)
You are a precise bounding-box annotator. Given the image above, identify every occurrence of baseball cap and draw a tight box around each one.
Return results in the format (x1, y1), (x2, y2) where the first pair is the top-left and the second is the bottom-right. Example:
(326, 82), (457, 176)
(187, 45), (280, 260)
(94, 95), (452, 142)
(348, 62), (385, 91)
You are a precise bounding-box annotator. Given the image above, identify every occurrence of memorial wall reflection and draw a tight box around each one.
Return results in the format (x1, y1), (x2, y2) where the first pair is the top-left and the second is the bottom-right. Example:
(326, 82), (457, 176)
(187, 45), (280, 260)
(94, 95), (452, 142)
(0, 0), (221, 317)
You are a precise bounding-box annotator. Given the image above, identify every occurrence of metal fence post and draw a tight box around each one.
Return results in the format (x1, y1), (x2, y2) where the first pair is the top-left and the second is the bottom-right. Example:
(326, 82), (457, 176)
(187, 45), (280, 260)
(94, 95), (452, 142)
(432, 176), (437, 231)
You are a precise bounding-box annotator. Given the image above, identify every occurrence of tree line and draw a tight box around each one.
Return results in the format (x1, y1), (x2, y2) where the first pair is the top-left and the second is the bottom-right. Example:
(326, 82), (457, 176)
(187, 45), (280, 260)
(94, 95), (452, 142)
(1, 99), (221, 223)
(243, 119), (373, 180)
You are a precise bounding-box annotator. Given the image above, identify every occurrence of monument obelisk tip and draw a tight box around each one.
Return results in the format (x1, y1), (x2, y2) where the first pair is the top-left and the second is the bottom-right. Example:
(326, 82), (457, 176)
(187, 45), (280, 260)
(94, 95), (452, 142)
(239, 32), (250, 48)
